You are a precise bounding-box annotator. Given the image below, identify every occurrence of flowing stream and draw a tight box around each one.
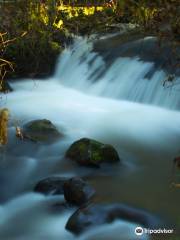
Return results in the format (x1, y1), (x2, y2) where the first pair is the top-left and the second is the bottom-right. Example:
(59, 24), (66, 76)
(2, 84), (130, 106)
(0, 35), (180, 240)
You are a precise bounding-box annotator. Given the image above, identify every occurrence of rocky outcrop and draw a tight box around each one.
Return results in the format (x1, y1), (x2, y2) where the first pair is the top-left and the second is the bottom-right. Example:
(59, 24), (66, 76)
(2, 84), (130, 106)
(23, 119), (63, 143)
(65, 138), (120, 167)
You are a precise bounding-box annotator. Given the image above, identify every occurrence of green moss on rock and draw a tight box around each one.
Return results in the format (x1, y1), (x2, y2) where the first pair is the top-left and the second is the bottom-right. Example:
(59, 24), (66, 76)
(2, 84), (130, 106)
(23, 119), (63, 143)
(66, 138), (120, 167)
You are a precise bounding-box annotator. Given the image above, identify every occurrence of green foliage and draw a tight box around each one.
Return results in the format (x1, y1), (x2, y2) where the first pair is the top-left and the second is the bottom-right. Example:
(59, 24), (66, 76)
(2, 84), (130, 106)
(0, 32), (15, 91)
(116, 0), (180, 39)
(0, 0), (66, 78)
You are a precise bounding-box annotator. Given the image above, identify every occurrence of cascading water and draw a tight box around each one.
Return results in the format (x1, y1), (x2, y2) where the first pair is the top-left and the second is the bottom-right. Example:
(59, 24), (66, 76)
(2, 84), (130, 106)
(55, 37), (180, 109)
(0, 35), (180, 240)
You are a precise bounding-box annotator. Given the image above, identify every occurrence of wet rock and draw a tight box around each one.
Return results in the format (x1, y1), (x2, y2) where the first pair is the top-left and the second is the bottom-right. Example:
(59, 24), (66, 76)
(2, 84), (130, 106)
(34, 177), (67, 195)
(94, 34), (180, 78)
(23, 119), (63, 143)
(66, 203), (161, 235)
(66, 138), (120, 167)
(63, 177), (96, 206)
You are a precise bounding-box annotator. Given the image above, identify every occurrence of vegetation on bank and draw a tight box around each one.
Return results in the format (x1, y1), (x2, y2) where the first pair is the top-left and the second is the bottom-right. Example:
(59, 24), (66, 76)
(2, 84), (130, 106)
(0, 0), (179, 87)
(0, 1), (72, 82)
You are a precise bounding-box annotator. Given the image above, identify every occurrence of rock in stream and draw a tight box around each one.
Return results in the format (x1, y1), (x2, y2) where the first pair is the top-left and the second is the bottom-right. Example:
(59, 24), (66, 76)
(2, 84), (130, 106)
(66, 138), (120, 168)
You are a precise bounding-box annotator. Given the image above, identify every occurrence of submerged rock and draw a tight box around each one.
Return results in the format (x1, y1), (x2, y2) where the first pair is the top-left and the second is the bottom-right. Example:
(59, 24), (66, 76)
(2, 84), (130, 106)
(63, 177), (95, 206)
(34, 177), (67, 195)
(23, 119), (63, 143)
(65, 138), (120, 167)
(66, 203), (161, 235)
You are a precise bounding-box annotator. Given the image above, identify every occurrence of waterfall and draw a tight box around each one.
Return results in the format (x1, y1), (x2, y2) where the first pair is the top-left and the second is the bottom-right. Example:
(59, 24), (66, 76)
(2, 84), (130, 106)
(55, 37), (180, 110)
(0, 34), (180, 240)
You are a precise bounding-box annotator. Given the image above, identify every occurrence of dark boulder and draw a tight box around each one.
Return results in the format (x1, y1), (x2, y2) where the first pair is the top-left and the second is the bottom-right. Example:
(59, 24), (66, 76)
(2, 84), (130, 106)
(23, 119), (63, 143)
(66, 203), (161, 235)
(66, 138), (120, 167)
(63, 177), (96, 206)
(34, 177), (67, 195)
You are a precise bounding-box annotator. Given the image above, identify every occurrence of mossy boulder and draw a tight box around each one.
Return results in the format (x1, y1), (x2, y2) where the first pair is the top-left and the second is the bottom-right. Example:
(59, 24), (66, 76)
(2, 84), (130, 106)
(65, 138), (120, 167)
(23, 119), (63, 143)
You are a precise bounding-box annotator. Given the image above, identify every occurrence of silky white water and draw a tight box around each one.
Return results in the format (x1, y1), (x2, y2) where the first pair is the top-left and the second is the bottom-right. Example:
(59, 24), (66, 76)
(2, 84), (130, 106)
(0, 36), (180, 239)
(55, 38), (180, 109)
